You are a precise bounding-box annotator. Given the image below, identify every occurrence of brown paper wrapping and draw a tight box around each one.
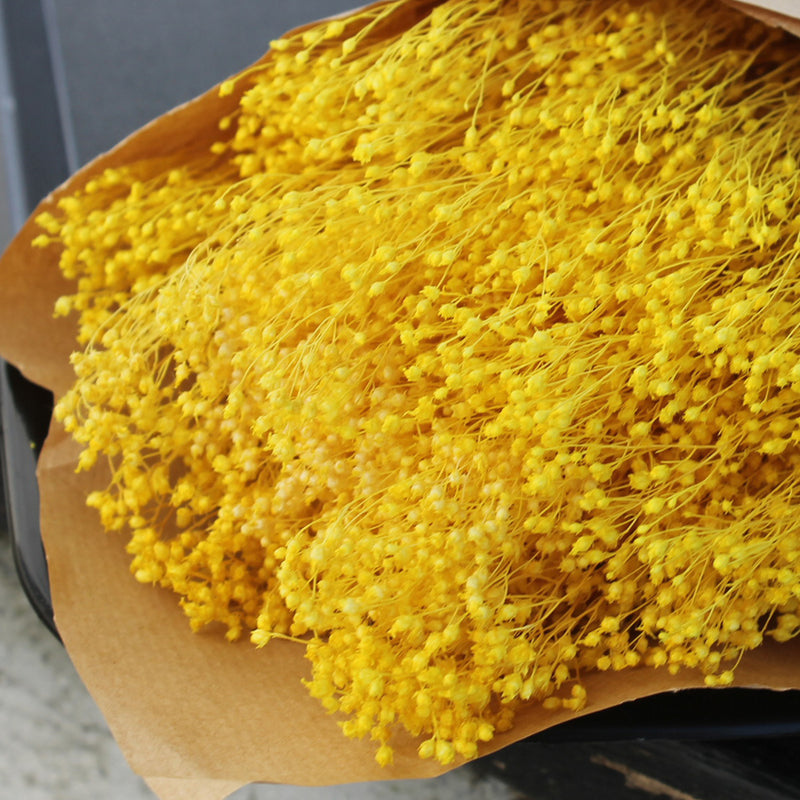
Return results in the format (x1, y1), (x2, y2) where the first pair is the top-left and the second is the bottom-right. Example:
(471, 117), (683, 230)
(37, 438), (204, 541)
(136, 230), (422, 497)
(725, 1), (800, 37)
(2, 2), (800, 798)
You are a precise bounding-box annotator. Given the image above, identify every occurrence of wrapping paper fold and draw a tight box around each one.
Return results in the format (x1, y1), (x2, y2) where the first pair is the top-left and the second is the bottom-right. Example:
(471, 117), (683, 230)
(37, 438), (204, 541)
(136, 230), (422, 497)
(726, 1), (800, 37)
(1, 2), (800, 798)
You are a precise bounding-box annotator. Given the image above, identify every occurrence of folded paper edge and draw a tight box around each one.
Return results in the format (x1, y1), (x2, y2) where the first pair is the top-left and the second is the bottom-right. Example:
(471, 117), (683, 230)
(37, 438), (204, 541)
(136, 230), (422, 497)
(144, 776), (246, 800)
(722, 0), (800, 36)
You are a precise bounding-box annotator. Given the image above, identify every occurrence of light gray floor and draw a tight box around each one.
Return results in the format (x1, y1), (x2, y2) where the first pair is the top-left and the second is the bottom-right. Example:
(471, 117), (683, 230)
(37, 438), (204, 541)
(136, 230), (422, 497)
(0, 536), (156, 800)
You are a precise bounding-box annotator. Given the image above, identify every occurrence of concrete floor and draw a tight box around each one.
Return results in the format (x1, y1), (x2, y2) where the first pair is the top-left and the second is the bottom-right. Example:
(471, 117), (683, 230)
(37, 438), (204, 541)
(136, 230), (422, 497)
(0, 533), (156, 799)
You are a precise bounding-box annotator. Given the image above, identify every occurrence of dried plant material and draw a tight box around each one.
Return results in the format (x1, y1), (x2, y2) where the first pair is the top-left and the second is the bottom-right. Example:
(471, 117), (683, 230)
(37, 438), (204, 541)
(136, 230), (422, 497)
(30, 0), (800, 767)
(3, 0), (800, 795)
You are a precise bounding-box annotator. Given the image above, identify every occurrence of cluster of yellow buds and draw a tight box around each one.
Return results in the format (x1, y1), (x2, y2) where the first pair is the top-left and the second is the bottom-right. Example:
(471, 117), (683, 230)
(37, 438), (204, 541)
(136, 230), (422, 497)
(35, 0), (800, 766)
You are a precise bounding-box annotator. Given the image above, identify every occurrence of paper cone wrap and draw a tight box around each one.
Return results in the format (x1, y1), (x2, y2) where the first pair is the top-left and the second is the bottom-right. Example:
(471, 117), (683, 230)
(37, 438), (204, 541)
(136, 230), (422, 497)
(1, 2), (800, 798)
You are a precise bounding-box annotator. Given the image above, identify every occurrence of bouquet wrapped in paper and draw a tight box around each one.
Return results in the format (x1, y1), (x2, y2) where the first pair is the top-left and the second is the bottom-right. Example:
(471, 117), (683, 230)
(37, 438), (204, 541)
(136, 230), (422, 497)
(2, 1), (800, 797)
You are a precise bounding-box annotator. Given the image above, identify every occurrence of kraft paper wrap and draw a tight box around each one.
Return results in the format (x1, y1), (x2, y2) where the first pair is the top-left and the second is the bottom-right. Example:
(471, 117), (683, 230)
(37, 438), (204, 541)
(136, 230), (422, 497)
(1, 2), (800, 798)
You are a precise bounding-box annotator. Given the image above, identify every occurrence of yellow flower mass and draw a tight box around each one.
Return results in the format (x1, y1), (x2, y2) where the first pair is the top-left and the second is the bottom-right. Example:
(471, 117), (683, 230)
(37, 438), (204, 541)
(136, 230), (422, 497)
(35, 0), (800, 767)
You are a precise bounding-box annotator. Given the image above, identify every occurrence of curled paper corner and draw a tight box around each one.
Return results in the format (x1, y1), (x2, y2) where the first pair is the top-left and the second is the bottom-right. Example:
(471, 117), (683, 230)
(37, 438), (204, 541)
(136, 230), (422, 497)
(722, 0), (800, 37)
(144, 777), (246, 800)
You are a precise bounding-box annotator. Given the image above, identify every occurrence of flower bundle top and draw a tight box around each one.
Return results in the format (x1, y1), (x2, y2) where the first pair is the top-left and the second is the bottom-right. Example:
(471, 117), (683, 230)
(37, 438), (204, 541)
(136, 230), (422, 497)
(32, 0), (800, 767)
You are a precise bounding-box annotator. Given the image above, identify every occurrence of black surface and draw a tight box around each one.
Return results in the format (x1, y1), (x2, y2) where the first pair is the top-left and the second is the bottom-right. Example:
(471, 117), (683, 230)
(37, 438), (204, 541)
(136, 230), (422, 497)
(477, 736), (800, 800)
(532, 687), (800, 743)
(0, 362), (56, 639)
(2, 0), (800, 753)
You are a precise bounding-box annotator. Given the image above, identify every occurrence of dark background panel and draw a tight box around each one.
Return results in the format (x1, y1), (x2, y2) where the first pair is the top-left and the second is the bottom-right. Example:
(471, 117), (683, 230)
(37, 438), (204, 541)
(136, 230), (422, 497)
(48, 0), (360, 167)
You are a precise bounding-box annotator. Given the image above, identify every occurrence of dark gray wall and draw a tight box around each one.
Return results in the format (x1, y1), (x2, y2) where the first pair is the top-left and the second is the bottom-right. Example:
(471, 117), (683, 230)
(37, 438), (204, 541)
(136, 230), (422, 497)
(49, 1), (360, 165)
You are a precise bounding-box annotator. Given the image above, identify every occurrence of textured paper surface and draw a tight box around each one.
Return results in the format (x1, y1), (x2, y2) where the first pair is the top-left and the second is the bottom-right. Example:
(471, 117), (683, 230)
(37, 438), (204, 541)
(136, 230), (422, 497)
(724, 0), (800, 36)
(746, 0), (799, 13)
(1, 2), (800, 799)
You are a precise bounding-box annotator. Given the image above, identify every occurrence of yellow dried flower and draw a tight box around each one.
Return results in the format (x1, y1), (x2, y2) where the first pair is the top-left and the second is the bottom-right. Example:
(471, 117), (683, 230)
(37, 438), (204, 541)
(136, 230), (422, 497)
(35, 0), (800, 767)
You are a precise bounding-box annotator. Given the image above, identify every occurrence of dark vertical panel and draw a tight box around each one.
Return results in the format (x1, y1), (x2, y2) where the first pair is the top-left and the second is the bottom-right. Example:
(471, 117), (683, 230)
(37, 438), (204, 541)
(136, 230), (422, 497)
(0, 0), (61, 637)
(0, 0), (69, 211)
